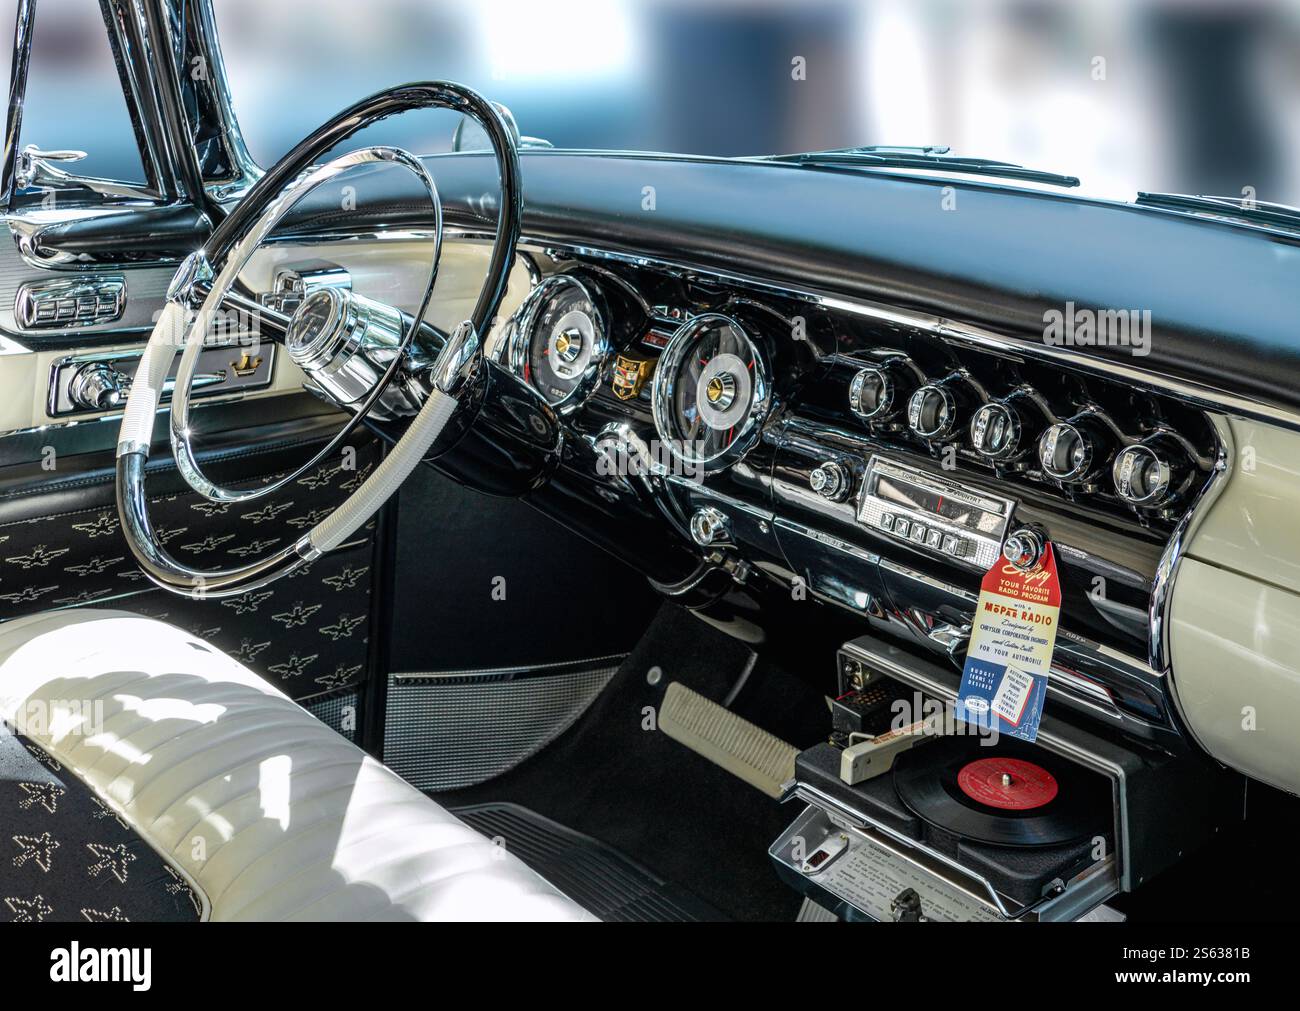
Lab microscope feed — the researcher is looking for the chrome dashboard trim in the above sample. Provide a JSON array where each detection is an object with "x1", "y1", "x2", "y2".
[
  {"x1": 665, "y1": 472, "x2": 775, "y2": 523},
  {"x1": 270, "y1": 229, "x2": 1300, "y2": 433},
  {"x1": 873, "y1": 552, "x2": 1171, "y2": 735},
  {"x1": 1148, "y1": 413, "x2": 1233, "y2": 676},
  {"x1": 458, "y1": 231, "x2": 1300, "y2": 434},
  {"x1": 1150, "y1": 415, "x2": 1234, "y2": 760},
  {"x1": 776, "y1": 516, "x2": 881, "y2": 565}
]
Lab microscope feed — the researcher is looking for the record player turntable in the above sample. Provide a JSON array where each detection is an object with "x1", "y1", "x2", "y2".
[{"x1": 769, "y1": 636, "x2": 1245, "y2": 922}]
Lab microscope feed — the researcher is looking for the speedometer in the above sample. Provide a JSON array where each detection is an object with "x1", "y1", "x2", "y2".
[
  {"x1": 507, "y1": 274, "x2": 609, "y2": 412},
  {"x1": 651, "y1": 313, "x2": 771, "y2": 473}
]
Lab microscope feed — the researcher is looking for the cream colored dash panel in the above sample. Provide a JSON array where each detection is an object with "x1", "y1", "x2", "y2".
[
  {"x1": 1171, "y1": 416, "x2": 1300, "y2": 794},
  {"x1": 0, "y1": 240, "x2": 533, "y2": 435},
  {"x1": 1186, "y1": 418, "x2": 1300, "y2": 596},
  {"x1": 239, "y1": 238, "x2": 534, "y2": 350},
  {"x1": 1170, "y1": 559, "x2": 1300, "y2": 793}
]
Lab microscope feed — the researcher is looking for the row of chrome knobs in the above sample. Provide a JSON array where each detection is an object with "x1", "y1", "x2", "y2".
[{"x1": 848, "y1": 363, "x2": 1188, "y2": 508}]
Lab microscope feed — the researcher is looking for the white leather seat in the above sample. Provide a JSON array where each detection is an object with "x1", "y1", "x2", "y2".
[{"x1": 0, "y1": 610, "x2": 593, "y2": 922}]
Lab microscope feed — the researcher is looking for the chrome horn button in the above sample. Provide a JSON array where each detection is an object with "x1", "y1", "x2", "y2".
[
  {"x1": 285, "y1": 287, "x2": 347, "y2": 369},
  {"x1": 284, "y1": 285, "x2": 423, "y2": 415}
]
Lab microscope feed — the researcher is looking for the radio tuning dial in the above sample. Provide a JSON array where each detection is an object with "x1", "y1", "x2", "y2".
[
  {"x1": 1113, "y1": 435, "x2": 1190, "y2": 508},
  {"x1": 809, "y1": 461, "x2": 851, "y2": 502}
]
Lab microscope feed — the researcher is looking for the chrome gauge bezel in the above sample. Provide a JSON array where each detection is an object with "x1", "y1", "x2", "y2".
[
  {"x1": 506, "y1": 273, "x2": 610, "y2": 414},
  {"x1": 651, "y1": 311, "x2": 772, "y2": 474}
]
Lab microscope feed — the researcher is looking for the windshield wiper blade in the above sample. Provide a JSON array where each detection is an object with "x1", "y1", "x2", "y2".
[
  {"x1": 1135, "y1": 191, "x2": 1300, "y2": 234},
  {"x1": 754, "y1": 145, "x2": 1080, "y2": 188}
]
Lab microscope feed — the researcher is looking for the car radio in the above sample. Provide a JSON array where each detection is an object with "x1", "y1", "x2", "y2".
[{"x1": 856, "y1": 457, "x2": 1015, "y2": 571}]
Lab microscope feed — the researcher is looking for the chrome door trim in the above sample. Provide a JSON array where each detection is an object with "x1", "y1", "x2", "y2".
[{"x1": 1, "y1": 0, "x2": 36, "y2": 207}]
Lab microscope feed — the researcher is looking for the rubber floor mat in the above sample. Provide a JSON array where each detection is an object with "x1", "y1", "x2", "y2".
[{"x1": 452, "y1": 802, "x2": 724, "y2": 921}]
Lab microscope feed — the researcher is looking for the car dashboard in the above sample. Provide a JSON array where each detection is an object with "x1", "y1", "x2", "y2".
[
  {"x1": 40, "y1": 144, "x2": 1291, "y2": 923},
  {"x1": 477, "y1": 240, "x2": 1220, "y2": 751}
]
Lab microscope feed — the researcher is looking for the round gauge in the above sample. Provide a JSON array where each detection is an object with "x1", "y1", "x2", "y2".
[
  {"x1": 652, "y1": 313, "x2": 771, "y2": 472},
  {"x1": 508, "y1": 275, "x2": 609, "y2": 411}
]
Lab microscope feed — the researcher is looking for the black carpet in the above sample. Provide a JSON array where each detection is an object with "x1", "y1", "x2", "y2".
[
  {"x1": 436, "y1": 603, "x2": 831, "y2": 922},
  {"x1": 453, "y1": 803, "x2": 722, "y2": 921}
]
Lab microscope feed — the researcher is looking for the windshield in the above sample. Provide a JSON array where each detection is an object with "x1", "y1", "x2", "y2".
[{"x1": 216, "y1": 0, "x2": 1300, "y2": 206}]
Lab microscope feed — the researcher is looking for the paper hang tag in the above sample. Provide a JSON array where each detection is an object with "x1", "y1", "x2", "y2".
[{"x1": 955, "y1": 542, "x2": 1062, "y2": 743}]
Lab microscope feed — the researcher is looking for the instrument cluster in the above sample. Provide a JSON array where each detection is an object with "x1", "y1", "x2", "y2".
[
  {"x1": 501, "y1": 262, "x2": 1218, "y2": 538},
  {"x1": 650, "y1": 312, "x2": 771, "y2": 474},
  {"x1": 502, "y1": 267, "x2": 784, "y2": 475}
]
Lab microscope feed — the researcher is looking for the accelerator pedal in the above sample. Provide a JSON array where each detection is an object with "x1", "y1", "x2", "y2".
[{"x1": 658, "y1": 681, "x2": 797, "y2": 798}]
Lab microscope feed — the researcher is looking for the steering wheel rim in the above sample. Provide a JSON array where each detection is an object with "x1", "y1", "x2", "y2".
[{"x1": 115, "y1": 81, "x2": 522, "y2": 598}]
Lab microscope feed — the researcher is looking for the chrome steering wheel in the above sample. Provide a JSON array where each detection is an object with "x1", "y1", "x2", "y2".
[{"x1": 115, "y1": 82, "x2": 521, "y2": 598}]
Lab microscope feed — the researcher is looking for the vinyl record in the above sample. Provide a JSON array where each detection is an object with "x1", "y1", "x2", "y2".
[{"x1": 892, "y1": 736, "x2": 1110, "y2": 848}]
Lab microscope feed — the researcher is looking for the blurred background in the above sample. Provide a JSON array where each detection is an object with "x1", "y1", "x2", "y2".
[{"x1": 5, "y1": 0, "x2": 1300, "y2": 205}]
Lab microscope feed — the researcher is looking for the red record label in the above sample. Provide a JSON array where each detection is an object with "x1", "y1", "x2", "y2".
[{"x1": 957, "y1": 757, "x2": 1059, "y2": 810}]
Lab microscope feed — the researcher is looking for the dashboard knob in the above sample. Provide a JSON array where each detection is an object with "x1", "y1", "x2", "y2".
[
  {"x1": 970, "y1": 392, "x2": 1045, "y2": 464},
  {"x1": 689, "y1": 506, "x2": 730, "y2": 546},
  {"x1": 970, "y1": 402, "x2": 1021, "y2": 460},
  {"x1": 849, "y1": 364, "x2": 908, "y2": 421},
  {"x1": 68, "y1": 362, "x2": 128, "y2": 411},
  {"x1": 1038, "y1": 417, "x2": 1111, "y2": 484},
  {"x1": 1002, "y1": 527, "x2": 1046, "y2": 572},
  {"x1": 809, "y1": 461, "x2": 851, "y2": 501},
  {"x1": 907, "y1": 384, "x2": 960, "y2": 440},
  {"x1": 1112, "y1": 436, "x2": 1190, "y2": 508}
]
